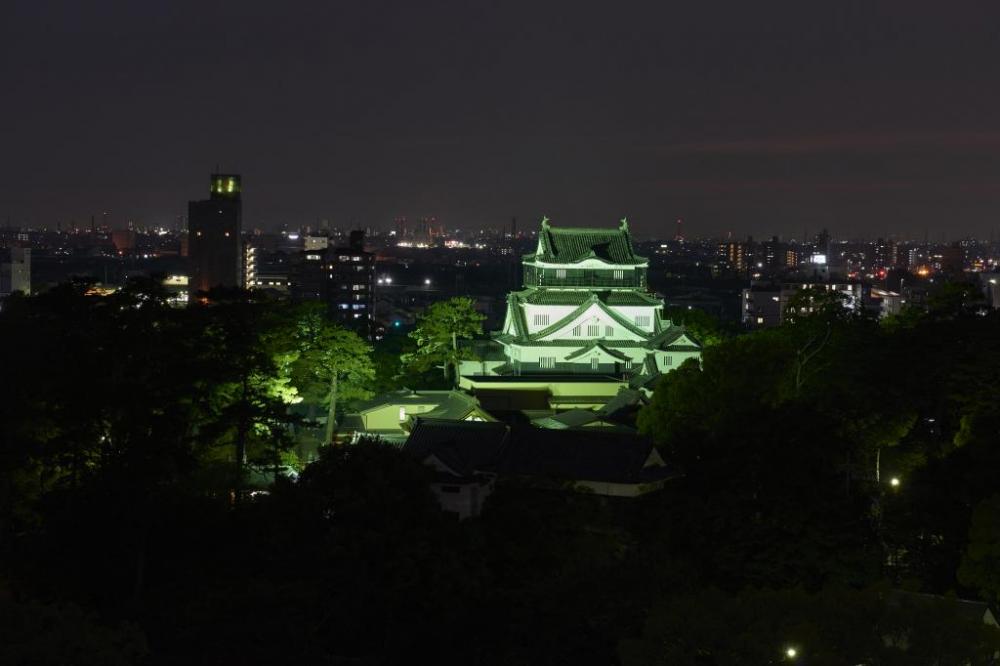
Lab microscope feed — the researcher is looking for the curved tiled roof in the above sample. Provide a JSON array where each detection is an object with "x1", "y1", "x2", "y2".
[
  {"x1": 533, "y1": 219, "x2": 646, "y2": 265},
  {"x1": 515, "y1": 288, "x2": 661, "y2": 307}
]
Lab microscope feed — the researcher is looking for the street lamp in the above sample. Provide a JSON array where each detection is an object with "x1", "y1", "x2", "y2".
[
  {"x1": 785, "y1": 646, "x2": 798, "y2": 660},
  {"x1": 890, "y1": 476, "x2": 900, "y2": 488}
]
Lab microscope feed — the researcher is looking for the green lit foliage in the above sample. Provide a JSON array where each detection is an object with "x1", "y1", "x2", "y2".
[
  {"x1": 637, "y1": 331, "x2": 797, "y2": 453},
  {"x1": 662, "y1": 306, "x2": 728, "y2": 347},
  {"x1": 191, "y1": 291, "x2": 302, "y2": 490},
  {"x1": 401, "y1": 296, "x2": 485, "y2": 383},
  {"x1": 288, "y1": 302, "x2": 375, "y2": 442}
]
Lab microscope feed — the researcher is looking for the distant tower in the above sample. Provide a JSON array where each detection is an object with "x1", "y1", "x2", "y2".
[
  {"x1": 188, "y1": 173, "x2": 243, "y2": 296},
  {"x1": 674, "y1": 218, "x2": 684, "y2": 242}
]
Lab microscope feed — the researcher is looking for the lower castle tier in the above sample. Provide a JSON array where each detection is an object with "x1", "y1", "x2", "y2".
[{"x1": 461, "y1": 218, "x2": 701, "y2": 384}]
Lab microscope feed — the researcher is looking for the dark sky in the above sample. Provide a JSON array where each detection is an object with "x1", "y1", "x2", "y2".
[{"x1": 3, "y1": 1, "x2": 1000, "y2": 239}]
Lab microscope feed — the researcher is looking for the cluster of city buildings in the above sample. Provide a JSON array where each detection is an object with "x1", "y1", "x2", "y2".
[{"x1": 8, "y1": 173, "x2": 1000, "y2": 518}]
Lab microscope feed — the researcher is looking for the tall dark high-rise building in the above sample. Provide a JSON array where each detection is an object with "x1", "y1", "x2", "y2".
[
  {"x1": 0, "y1": 246, "x2": 30, "y2": 299},
  {"x1": 326, "y1": 230, "x2": 377, "y2": 341},
  {"x1": 287, "y1": 230, "x2": 377, "y2": 340},
  {"x1": 188, "y1": 174, "x2": 243, "y2": 295}
]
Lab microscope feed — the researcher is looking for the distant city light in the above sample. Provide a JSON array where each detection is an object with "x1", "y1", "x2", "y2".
[
  {"x1": 785, "y1": 647, "x2": 798, "y2": 659},
  {"x1": 424, "y1": 278, "x2": 431, "y2": 285},
  {"x1": 890, "y1": 477, "x2": 900, "y2": 488}
]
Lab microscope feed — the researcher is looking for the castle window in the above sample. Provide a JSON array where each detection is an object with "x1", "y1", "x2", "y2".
[
  {"x1": 572, "y1": 325, "x2": 581, "y2": 336},
  {"x1": 605, "y1": 326, "x2": 613, "y2": 336},
  {"x1": 533, "y1": 314, "x2": 550, "y2": 326},
  {"x1": 614, "y1": 269, "x2": 625, "y2": 280},
  {"x1": 587, "y1": 324, "x2": 599, "y2": 336},
  {"x1": 556, "y1": 269, "x2": 566, "y2": 278},
  {"x1": 662, "y1": 355, "x2": 673, "y2": 366},
  {"x1": 591, "y1": 357, "x2": 599, "y2": 370},
  {"x1": 540, "y1": 357, "x2": 556, "y2": 369},
  {"x1": 635, "y1": 315, "x2": 651, "y2": 327}
]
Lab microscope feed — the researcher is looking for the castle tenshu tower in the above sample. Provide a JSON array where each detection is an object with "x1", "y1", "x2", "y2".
[{"x1": 472, "y1": 218, "x2": 701, "y2": 380}]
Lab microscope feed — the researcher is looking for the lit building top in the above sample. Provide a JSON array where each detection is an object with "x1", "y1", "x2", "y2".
[
  {"x1": 210, "y1": 174, "x2": 241, "y2": 199},
  {"x1": 523, "y1": 218, "x2": 649, "y2": 289}
]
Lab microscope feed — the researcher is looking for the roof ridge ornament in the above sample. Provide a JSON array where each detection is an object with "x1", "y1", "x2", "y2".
[
  {"x1": 541, "y1": 216, "x2": 550, "y2": 229},
  {"x1": 619, "y1": 217, "x2": 629, "y2": 231}
]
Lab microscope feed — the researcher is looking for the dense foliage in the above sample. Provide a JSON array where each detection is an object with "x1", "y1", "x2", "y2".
[
  {"x1": 400, "y1": 296, "x2": 485, "y2": 383},
  {"x1": 2, "y1": 280, "x2": 999, "y2": 664}
]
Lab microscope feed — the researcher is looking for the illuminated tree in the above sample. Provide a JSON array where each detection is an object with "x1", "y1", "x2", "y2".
[
  {"x1": 401, "y1": 297, "x2": 485, "y2": 384},
  {"x1": 192, "y1": 291, "x2": 302, "y2": 496},
  {"x1": 289, "y1": 303, "x2": 375, "y2": 442}
]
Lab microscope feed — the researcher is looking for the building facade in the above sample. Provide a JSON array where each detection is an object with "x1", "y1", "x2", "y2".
[
  {"x1": 325, "y1": 230, "x2": 377, "y2": 341},
  {"x1": 188, "y1": 174, "x2": 243, "y2": 295},
  {"x1": 0, "y1": 246, "x2": 30, "y2": 299},
  {"x1": 464, "y1": 219, "x2": 700, "y2": 381}
]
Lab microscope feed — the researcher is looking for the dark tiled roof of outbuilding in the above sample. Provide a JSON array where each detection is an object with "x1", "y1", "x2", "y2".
[
  {"x1": 352, "y1": 389, "x2": 480, "y2": 418},
  {"x1": 499, "y1": 426, "x2": 675, "y2": 485},
  {"x1": 402, "y1": 419, "x2": 680, "y2": 487},
  {"x1": 563, "y1": 341, "x2": 632, "y2": 361},
  {"x1": 404, "y1": 419, "x2": 510, "y2": 476}
]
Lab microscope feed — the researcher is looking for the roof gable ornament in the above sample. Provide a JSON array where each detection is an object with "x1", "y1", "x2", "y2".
[{"x1": 619, "y1": 217, "x2": 629, "y2": 232}]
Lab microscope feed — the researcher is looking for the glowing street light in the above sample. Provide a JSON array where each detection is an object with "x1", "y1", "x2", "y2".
[
  {"x1": 424, "y1": 278, "x2": 432, "y2": 285},
  {"x1": 784, "y1": 646, "x2": 798, "y2": 660},
  {"x1": 890, "y1": 477, "x2": 901, "y2": 488}
]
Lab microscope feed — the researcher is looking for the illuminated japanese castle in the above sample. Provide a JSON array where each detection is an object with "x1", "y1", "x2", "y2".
[{"x1": 459, "y1": 218, "x2": 700, "y2": 408}]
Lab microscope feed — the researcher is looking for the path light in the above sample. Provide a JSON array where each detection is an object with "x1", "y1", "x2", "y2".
[{"x1": 785, "y1": 646, "x2": 798, "y2": 659}]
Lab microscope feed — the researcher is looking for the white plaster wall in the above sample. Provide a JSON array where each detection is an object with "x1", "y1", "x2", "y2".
[
  {"x1": 612, "y1": 305, "x2": 661, "y2": 331},
  {"x1": 538, "y1": 303, "x2": 648, "y2": 342},
  {"x1": 522, "y1": 304, "x2": 578, "y2": 333}
]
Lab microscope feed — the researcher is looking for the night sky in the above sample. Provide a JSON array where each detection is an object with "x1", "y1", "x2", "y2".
[{"x1": 4, "y1": 1, "x2": 1000, "y2": 239}]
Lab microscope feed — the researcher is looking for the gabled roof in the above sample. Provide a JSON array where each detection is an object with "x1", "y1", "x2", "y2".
[
  {"x1": 515, "y1": 288, "x2": 662, "y2": 307},
  {"x1": 498, "y1": 426, "x2": 678, "y2": 485},
  {"x1": 402, "y1": 419, "x2": 679, "y2": 487},
  {"x1": 532, "y1": 408, "x2": 606, "y2": 429},
  {"x1": 598, "y1": 388, "x2": 648, "y2": 417},
  {"x1": 526, "y1": 294, "x2": 651, "y2": 341},
  {"x1": 532, "y1": 408, "x2": 636, "y2": 432},
  {"x1": 405, "y1": 419, "x2": 510, "y2": 476},
  {"x1": 352, "y1": 389, "x2": 483, "y2": 420},
  {"x1": 505, "y1": 295, "x2": 530, "y2": 338},
  {"x1": 646, "y1": 326, "x2": 702, "y2": 351},
  {"x1": 532, "y1": 218, "x2": 646, "y2": 266},
  {"x1": 564, "y1": 340, "x2": 632, "y2": 362}
]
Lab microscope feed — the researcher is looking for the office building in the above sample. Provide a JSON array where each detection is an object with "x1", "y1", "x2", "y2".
[
  {"x1": 188, "y1": 174, "x2": 243, "y2": 295},
  {"x1": 0, "y1": 247, "x2": 30, "y2": 299},
  {"x1": 326, "y1": 230, "x2": 377, "y2": 341}
]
